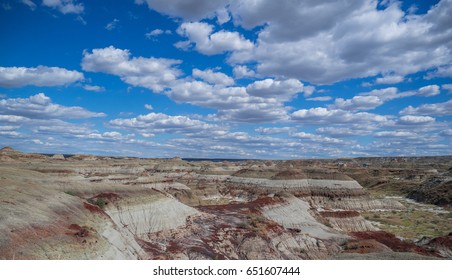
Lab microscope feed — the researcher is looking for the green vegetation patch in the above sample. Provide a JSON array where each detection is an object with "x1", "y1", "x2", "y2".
[
  {"x1": 88, "y1": 197, "x2": 107, "y2": 209},
  {"x1": 362, "y1": 202, "x2": 452, "y2": 241}
]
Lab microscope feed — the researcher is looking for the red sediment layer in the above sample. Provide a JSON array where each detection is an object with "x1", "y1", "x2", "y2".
[
  {"x1": 351, "y1": 231, "x2": 436, "y2": 256},
  {"x1": 35, "y1": 169, "x2": 73, "y2": 174},
  {"x1": 188, "y1": 245, "x2": 223, "y2": 259},
  {"x1": 68, "y1": 224, "x2": 82, "y2": 231},
  {"x1": 343, "y1": 239, "x2": 391, "y2": 254},
  {"x1": 166, "y1": 240, "x2": 182, "y2": 255},
  {"x1": 292, "y1": 189, "x2": 368, "y2": 198},
  {"x1": 83, "y1": 202, "x2": 104, "y2": 214},
  {"x1": 67, "y1": 224, "x2": 89, "y2": 238},
  {"x1": 92, "y1": 192, "x2": 120, "y2": 201},
  {"x1": 196, "y1": 196, "x2": 283, "y2": 215},
  {"x1": 320, "y1": 211, "x2": 360, "y2": 218},
  {"x1": 271, "y1": 170, "x2": 307, "y2": 180},
  {"x1": 1, "y1": 222, "x2": 82, "y2": 259},
  {"x1": 136, "y1": 238, "x2": 167, "y2": 260},
  {"x1": 427, "y1": 233, "x2": 452, "y2": 248}
]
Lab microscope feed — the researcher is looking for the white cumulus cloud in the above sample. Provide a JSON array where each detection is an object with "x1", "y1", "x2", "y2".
[
  {"x1": 0, "y1": 93, "x2": 105, "y2": 119},
  {"x1": 375, "y1": 131, "x2": 418, "y2": 137},
  {"x1": 307, "y1": 96, "x2": 332, "y2": 102},
  {"x1": 400, "y1": 100, "x2": 452, "y2": 116},
  {"x1": 82, "y1": 85, "x2": 105, "y2": 92},
  {"x1": 292, "y1": 131, "x2": 348, "y2": 145},
  {"x1": 192, "y1": 68, "x2": 234, "y2": 86},
  {"x1": 255, "y1": 127, "x2": 291, "y2": 135},
  {"x1": 137, "y1": 0, "x2": 452, "y2": 84},
  {"x1": 81, "y1": 46, "x2": 182, "y2": 93},
  {"x1": 226, "y1": 0, "x2": 452, "y2": 84},
  {"x1": 168, "y1": 79, "x2": 290, "y2": 123},
  {"x1": 316, "y1": 127, "x2": 372, "y2": 137},
  {"x1": 176, "y1": 21, "x2": 253, "y2": 55},
  {"x1": 442, "y1": 84, "x2": 452, "y2": 93},
  {"x1": 233, "y1": 65, "x2": 256, "y2": 78},
  {"x1": 145, "y1": 29, "x2": 172, "y2": 38},
  {"x1": 417, "y1": 85, "x2": 440, "y2": 97},
  {"x1": 135, "y1": 0, "x2": 228, "y2": 21},
  {"x1": 0, "y1": 66, "x2": 84, "y2": 88},
  {"x1": 375, "y1": 75, "x2": 404, "y2": 84},
  {"x1": 291, "y1": 107, "x2": 390, "y2": 125},
  {"x1": 397, "y1": 115, "x2": 436, "y2": 125},
  {"x1": 109, "y1": 112, "x2": 227, "y2": 137},
  {"x1": 246, "y1": 78, "x2": 303, "y2": 101},
  {"x1": 332, "y1": 95, "x2": 384, "y2": 111}
]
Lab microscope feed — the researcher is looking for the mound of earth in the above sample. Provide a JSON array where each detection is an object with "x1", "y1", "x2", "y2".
[
  {"x1": 0, "y1": 146, "x2": 16, "y2": 153},
  {"x1": 231, "y1": 168, "x2": 279, "y2": 179},
  {"x1": 407, "y1": 169, "x2": 452, "y2": 207},
  {"x1": 270, "y1": 170, "x2": 308, "y2": 180},
  {"x1": 233, "y1": 168, "x2": 353, "y2": 181}
]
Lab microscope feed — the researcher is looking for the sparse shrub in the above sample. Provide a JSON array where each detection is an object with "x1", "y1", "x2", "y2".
[
  {"x1": 344, "y1": 242, "x2": 359, "y2": 250},
  {"x1": 88, "y1": 197, "x2": 107, "y2": 209},
  {"x1": 237, "y1": 222, "x2": 251, "y2": 229},
  {"x1": 95, "y1": 198, "x2": 107, "y2": 209},
  {"x1": 324, "y1": 221, "x2": 333, "y2": 228},
  {"x1": 248, "y1": 214, "x2": 266, "y2": 228}
]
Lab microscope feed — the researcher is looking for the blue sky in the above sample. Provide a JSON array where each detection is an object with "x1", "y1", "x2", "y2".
[{"x1": 0, "y1": 0, "x2": 451, "y2": 159}]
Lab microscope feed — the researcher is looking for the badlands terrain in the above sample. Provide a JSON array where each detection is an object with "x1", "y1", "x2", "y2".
[{"x1": 0, "y1": 146, "x2": 451, "y2": 260}]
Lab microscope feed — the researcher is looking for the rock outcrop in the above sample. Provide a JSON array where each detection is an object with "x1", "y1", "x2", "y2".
[{"x1": 408, "y1": 169, "x2": 452, "y2": 207}]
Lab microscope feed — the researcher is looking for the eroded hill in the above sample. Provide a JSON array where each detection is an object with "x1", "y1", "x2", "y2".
[{"x1": 0, "y1": 148, "x2": 450, "y2": 259}]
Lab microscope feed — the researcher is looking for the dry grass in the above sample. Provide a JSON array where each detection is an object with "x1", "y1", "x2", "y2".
[{"x1": 362, "y1": 201, "x2": 452, "y2": 241}]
